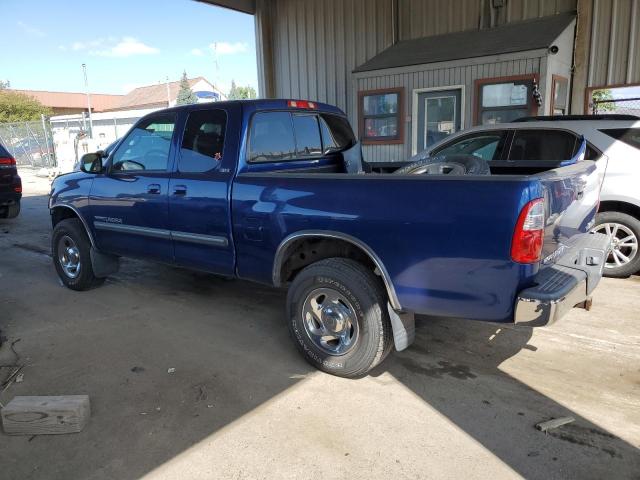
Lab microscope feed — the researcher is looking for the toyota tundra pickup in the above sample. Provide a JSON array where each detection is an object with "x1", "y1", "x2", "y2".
[{"x1": 49, "y1": 99, "x2": 610, "y2": 377}]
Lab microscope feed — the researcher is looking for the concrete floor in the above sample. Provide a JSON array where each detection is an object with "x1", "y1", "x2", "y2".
[{"x1": 0, "y1": 170, "x2": 639, "y2": 480}]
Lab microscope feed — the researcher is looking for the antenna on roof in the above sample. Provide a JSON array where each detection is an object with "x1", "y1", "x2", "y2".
[
  {"x1": 166, "y1": 76, "x2": 170, "y2": 107},
  {"x1": 212, "y1": 42, "x2": 220, "y2": 97}
]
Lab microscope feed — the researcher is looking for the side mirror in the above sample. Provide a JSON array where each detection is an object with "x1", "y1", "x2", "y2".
[{"x1": 80, "y1": 152, "x2": 104, "y2": 173}]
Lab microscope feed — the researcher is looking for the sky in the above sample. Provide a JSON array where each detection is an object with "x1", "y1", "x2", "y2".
[{"x1": 1, "y1": 0, "x2": 258, "y2": 96}]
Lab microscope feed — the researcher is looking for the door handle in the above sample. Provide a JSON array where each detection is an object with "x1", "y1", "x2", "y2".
[
  {"x1": 147, "y1": 183, "x2": 161, "y2": 194},
  {"x1": 173, "y1": 185, "x2": 187, "y2": 195}
]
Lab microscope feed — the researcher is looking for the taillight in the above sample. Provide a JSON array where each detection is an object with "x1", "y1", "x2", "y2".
[
  {"x1": 0, "y1": 156, "x2": 16, "y2": 166},
  {"x1": 511, "y1": 198, "x2": 545, "y2": 263},
  {"x1": 287, "y1": 100, "x2": 317, "y2": 109}
]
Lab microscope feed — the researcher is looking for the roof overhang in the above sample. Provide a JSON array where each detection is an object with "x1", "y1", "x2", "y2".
[
  {"x1": 195, "y1": 0, "x2": 256, "y2": 15},
  {"x1": 354, "y1": 12, "x2": 576, "y2": 73}
]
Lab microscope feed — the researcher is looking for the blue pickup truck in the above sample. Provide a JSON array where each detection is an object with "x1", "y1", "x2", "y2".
[{"x1": 49, "y1": 99, "x2": 610, "y2": 377}]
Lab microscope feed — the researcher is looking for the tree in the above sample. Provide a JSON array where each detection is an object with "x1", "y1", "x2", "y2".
[
  {"x1": 0, "y1": 80, "x2": 10, "y2": 90},
  {"x1": 591, "y1": 88, "x2": 615, "y2": 113},
  {"x1": 0, "y1": 90, "x2": 52, "y2": 123},
  {"x1": 228, "y1": 80, "x2": 257, "y2": 100},
  {"x1": 176, "y1": 71, "x2": 198, "y2": 105}
]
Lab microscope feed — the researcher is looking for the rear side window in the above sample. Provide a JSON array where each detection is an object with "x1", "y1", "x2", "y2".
[
  {"x1": 600, "y1": 128, "x2": 640, "y2": 150},
  {"x1": 0, "y1": 142, "x2": 10, "y2": 158},
  {"x1": 432, "y1": 132, "x2": 506, "y2": 161},
  {"x1": 321, "y1": 114, "x2": 355, "y2": 150},
  {"x1": 508, "y1": 129, "x2": 577, "y2": 161},
  {"x1": 179, "y1": 109, "x2": 226, "y2": 173},
  {"x1": 292, "y1": 114, "x2": 322, "y2": 156},
  {"x1": 248, "y1": 112, "x2": 295, "y2": 162}
]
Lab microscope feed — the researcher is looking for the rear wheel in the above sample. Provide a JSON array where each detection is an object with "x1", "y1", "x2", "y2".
[
  {"x1": 287, "y1": 258, "x2": 393, "y2": 378},
  {"x1": 592, "y1": 211, "x2": 640, "y2": 278},
  {"x1": 52, "y1": 218, "x2": 105, "y2": 290}
]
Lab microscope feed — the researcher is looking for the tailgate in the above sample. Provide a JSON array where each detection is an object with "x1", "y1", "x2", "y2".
[{"x1": 536, "y1": 159, "x2": 605, "y2": 268}]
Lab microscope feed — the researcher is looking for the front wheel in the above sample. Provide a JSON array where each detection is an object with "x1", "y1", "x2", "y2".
[
  {"x1": 52, "y1": 218, "x2": 105, "y2": 290},
  {"x1": 591, "y1": 211, "x2": 640, "y2": 278},
  {"x1": 287, "y1": 258, "x2": 393, "y2": 378}
]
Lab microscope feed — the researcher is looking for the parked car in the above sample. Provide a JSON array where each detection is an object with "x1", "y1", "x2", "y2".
[
  {"x1": 420, "y1": 115, "x2": 640, "y2": 278},
  {"x1": 49, "y1": 100, "x2": 609, "y2": 377},
  {"x1": 0, "y1": 141, "x2": 22, "y2": 219},
  {"x1": 12, "y1": 137, "x2": 53, "y2": 167}
]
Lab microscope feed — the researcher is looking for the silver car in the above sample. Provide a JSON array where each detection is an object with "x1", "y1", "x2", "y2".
[{"x1": 424, "y1": 115, "x2": 640, "y2": 278}]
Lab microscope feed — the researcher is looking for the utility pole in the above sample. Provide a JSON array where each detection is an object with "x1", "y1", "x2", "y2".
[
  {"x1": 82, "y1": 63, "x2": 94, "y2": 138},
  {"x1": 166, "y1": 76, "x2": 171, "y2": 107}
]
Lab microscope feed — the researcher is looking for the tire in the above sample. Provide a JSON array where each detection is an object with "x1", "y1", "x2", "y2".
[
  {"x1": 0, "y1": 201, "x2": 20, "y2": 219},
  {"x1": 591, "y1": 211, "x2": 640, "y2": 278},
  {"x1": 287, "y1": 258, "x2": 393, "y2": 378},
  {"x1": 394, "y1": 154, "x2": 490, "y2": 175},
  {"x1": 52, "y1": 218, "x2": 105, "y2": 290}
]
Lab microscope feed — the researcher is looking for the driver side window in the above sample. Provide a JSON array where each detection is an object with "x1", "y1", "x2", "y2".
[{"x1": 111, "y1": 114, "x2": 176, "y2": 172}]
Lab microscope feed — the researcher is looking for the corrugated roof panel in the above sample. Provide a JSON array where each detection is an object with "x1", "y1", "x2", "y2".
[{"x1": 354, "y1": 13, "x2": 575, "y2": 73}]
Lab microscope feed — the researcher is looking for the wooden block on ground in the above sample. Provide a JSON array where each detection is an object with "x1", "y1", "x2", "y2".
[{"x1": 1, "y1": 395, "x2": 90, "y2": 435}]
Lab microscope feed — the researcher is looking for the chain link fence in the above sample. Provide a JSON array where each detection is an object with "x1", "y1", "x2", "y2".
[
  {"x1": 592, "y1": 97, "x2": 640, "y2": 116},
  {"x1": 0, "y1": 119, "x2": 56, "y2": 168}
]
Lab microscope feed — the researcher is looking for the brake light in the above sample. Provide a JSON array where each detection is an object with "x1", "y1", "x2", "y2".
[
  {"x1": 0, "y1": 157, "x2": 16, "y2": 166},
  {"x1": 511, "y1": 198, "x2": 545, "y2": 263},
  {"x1": 14, "y1": 186, "x2": 22, "y2": 193},
  {"x1": 287, "y1": 100, "x2": 317, "y2": 109}
]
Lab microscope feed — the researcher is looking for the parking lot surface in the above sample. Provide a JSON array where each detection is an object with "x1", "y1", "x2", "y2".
[{"x1": 1, "y1": 170, "x2": 639, "y2": 480}]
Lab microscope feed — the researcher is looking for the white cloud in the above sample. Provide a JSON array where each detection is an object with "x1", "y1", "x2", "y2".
[
  {"x1": 93, "y1": 37, "x2": 159, "y2": 57},
  {"x1": 190, "y1": 48, "x2": 204, "y2": 56},
  {"x1": 67, "y1": 37, "x2": 158, "y2": 57},
  {"x1": 209, "y1": 42, "x2": 248, "y2": 55},
  {"x1": 17, "y1": 21, "x2": 45, "y2": 37}
]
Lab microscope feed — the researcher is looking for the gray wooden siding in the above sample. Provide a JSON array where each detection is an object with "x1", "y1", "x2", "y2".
[
  {"x1": 355, "y1": 55, "x2": 543, "y2": 163},
  {"x1": 255, "y1": 0, "x2": 638, "y2": 146},
  {"x1": 587, "y1": 0, "x2": 640, "y2": 87},
  {"x1": 397, "y1": 0, "x2": 577, "y2": 39},
  {"x1": 269, "y1": 0, "x2": 393, "y2": 111}
]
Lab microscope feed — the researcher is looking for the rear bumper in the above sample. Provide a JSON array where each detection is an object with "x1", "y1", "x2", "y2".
[
  {"x1": 514, "y1": 232, "x2": 611, "y2": 326},
  {"x1": 0, "y1": 191, "x2": 21, "y2": 206}
]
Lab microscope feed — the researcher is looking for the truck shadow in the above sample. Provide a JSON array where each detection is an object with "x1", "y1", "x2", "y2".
[{"x1": 373, "y1": 315, "x2": 640, "y2": 478}]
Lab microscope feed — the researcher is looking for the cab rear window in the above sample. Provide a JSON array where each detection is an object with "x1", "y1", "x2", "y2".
[
  {"x1": 600, "y1": 128, "x2": 640, "y2": 150},
  {"x1": 248, "y1": 111, "x2": 355, "y2": 162}
]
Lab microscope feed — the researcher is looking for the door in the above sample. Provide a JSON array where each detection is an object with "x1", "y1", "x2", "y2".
[
  {"x1": 89, "y1": 113, "x2": 176, "y2": 260},
  {"x1": 169, "y1": 108, "x2": 236, "y2": 274},
  {"x1": 416, "y1": 89, "x2": 462, "y2": 153}
]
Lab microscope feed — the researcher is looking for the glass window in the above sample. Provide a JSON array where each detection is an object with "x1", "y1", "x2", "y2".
[
  {"x1": 179, "y1": 110, "x2": 226, "y2": 173},
  {"x1": 552, "y1": 76, "x2": 569, "y2": 115},
  {"x1": 600, "y1": 128, "x2": 640, "y2": 150},
  {"x1": 482, "y1": 83, "x2": 528, "y2": 107},
  {"x1": 111, "y1": 115, "x2": 175, "y2": 172},
  {"x1": 292, "y1": 114, "x2": 322, "y2": 156},
  {"x1": 248, "y1": 112, "x2": 295, "y2": 162},
  {"x1": 433, "y1": 132, "x2": 505, "y2": 161},
  {"x1": 477, "y1": 78, "x2": 534, "y2": 125},
  {"x1": 584, "y1": 144, "x2": 601, "y2": 160},
  {"x1": 508, "y1": 130, "x2": 577, "y2": 161},
  {"x1": 359, "y1": 89, "x2": 403, "y2": 142},
  {"x1": 321, "y1": 114, "x2": 356, "y2": 150}
]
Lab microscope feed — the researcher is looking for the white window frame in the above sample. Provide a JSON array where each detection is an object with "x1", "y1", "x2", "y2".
[{"x1": 411, "y1": 85, "x2": 465, "y2": 155}]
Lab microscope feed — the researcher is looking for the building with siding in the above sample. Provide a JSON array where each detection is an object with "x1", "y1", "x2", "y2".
[{"x1": 202, "y1": 0, "x2": 640, "y2": 162}]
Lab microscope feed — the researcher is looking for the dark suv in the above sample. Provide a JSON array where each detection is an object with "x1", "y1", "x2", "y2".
[{"x1": 0, "y1": 141, "x2": 22, "y2": 219}]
